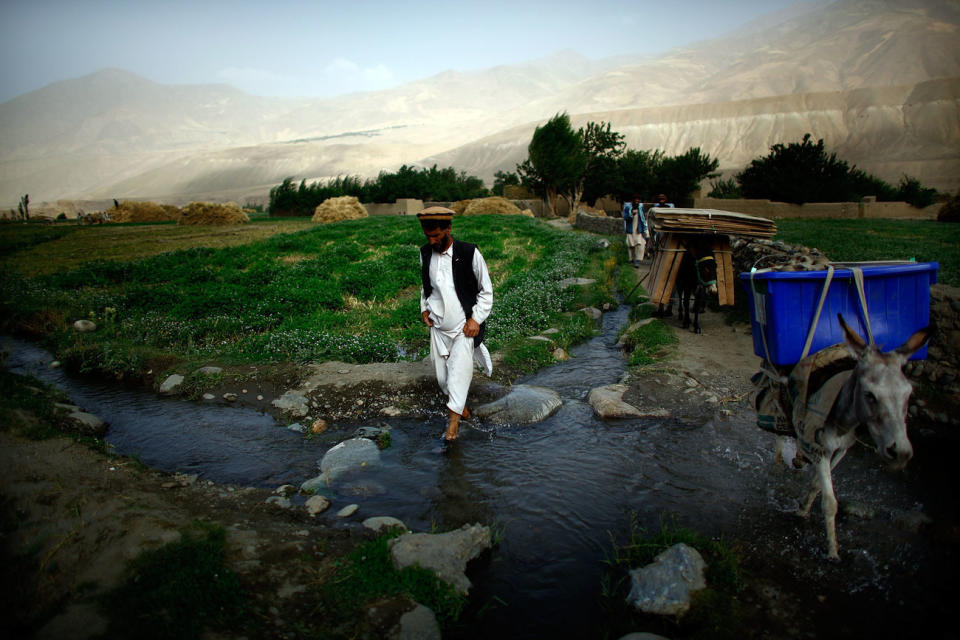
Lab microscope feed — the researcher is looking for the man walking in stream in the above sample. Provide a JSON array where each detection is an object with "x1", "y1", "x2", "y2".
[{"x1": 418, "y1": 207, "x2": 494, "y2": 441}]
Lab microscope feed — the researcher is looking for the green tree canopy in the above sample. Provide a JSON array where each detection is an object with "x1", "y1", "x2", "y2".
[
  {"x1": 268, "y1": 165, "x2": 489, "y2": 216},
  {"x1": 737, "y1": 134, "x2": 854, "y2": 204},
  {"x1": 517, "y1": 113, "x2": 625, "y2": 218},
  {"x1": 517, "y1": 112, "x2": 584, "y2": 216},
  {"x1": 736, "y1": 134, "x2": 937, "y2": 207},
  {"x1": 616, "y1": 149, "x2": 663, "y2": 202},
  {"x1": 655, "y1": 147, "x2": 719, "y2": 204}
]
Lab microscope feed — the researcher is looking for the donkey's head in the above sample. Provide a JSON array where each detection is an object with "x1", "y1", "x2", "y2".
[
  {"x1": 696, "y1": 254, "x2": 718, "y2": 296},
  {"x1": 838, "y1": 314, "x2": 930, "y2": 469}
]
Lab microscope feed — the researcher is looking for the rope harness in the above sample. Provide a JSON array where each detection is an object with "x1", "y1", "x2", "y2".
[
  {"x1": 696, "y1": 255, "x2": 717, "y2": 288},
  {"x1": 750, "y1": 263, "x2": 874, "y2": 460}
]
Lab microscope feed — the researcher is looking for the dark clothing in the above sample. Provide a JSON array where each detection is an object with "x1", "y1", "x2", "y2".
[{"x1": 420, "y1": 240, "x2": 486, "y2": 346}]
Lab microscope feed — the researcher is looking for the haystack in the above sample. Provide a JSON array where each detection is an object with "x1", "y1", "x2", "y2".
[
  {"x1": 312, "y1": 196, "x2": 368, "y2": 223},
  {"x1": 450, "y1": 200, "x2": 472, "y2": 215},
  {"x1": 577, "y1": 204, "x2": 607, "y2": 217},
  {"x1": 111, "y1": 200, "x2": 180, "y2": 223},
  {"x1": 178, "y1": 202, "x2": 250, "y2": 226},
  {"x1": 463, "y1": 197, "x2": 532, "y2": 216}
]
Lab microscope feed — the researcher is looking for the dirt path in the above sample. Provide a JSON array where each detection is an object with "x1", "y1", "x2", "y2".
[{"x1": 621, "y1": 261, "x2": 759, "y2": 420}]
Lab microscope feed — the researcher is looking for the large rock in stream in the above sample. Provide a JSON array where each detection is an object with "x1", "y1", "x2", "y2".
[
  {"x1": 473, "y1": 384, "x2": 561, "y2": 424},
  {"x1": 588, "y1": 384, "x2": 643, "y2": 418},
  {"x1": 317, "y1": 437, "x2": 381, "y2": 484},
  {"x1": 388, "y1": 524, "x2": 492, "y2": 595}
]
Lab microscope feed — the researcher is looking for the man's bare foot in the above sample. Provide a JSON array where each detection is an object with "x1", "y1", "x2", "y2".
[
  {"x1": 444, "y1": 410, "x2": 461, "y2": 441},
  {"x1": 461, "y1": 406, "x2": 471, "y2": 420}
]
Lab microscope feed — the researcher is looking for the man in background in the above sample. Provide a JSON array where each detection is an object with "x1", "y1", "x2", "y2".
[{"x1": 622, "y1": 195, "x2": 648, "y2": 267}]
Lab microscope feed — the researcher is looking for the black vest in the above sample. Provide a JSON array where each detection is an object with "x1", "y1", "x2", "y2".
[{"x1": 420, "y1": 239, "x2": 486, "y2": 346}]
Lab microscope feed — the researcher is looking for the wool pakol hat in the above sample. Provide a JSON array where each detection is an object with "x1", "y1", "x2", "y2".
[{"x1": 416, "y1": 206, "x2": 455, "y2": 222}]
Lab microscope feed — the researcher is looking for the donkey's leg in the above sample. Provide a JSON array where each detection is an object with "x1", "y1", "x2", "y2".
[
  {"x1": 693, "y1": 287, "x2": 704, "y2": 334},
  {"x1": 815, "y1": 456, "x2": 841, "y2": 561},
  {"x1": 681, "y1": 289, "x2": 691, "y2": 329},
  {"x1": 797, "y1": 473, "x2": 821, "y2": 517}
]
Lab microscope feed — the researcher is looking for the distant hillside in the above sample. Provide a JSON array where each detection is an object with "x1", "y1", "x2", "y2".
[
  {"x1": 428, "y1": 78, "x2": 960, "y2": 193},
  {"x1": 1, "y1": 0, "x2": 958, "y2": 208}
]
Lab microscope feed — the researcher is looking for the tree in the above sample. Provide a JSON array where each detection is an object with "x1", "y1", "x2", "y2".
[
  {"x1": 737, "y1": 134, "x2": 857, "y2": 204},
  {"x1": 655, "y1": 147, "x2": 719, "y2": 205},
  {"x1": 517, "y1": 114, "x2": 625, "y2": 218},
  {"x1": 17, "y1": 194, "x2": 29, "y2": 221},
  {"x1": 737, "y1": 134, "x2": 937, "y2": 207},
  {"x1": 517, "y1": 113, "x2": 584, "y2": 216},
  {"x1": 569, "y1": 121, "x2": 625, "y2": 216},
  {"x1": 492, "y1": 170, "x2": 520, "y2": 197},
  {"x1": 617, "y1": 149, "x2": 663, "y2": 201},
  {"x1": 707, "y1": 177, "x2": 742, "y2": 199},
  {"x1": 895, "y1": 175, "x2": 937, "y2": 209}
]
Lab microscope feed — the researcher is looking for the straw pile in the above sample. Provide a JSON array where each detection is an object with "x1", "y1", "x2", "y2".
[
  {"x1": 577, "y1": 204, "x2": 607, "y2": 217},
  {"x1": 450, "y1": 200, "x2": 472, "y2": 215},
  {"x1": 650, "y1": 208, "x2": 776, "y2": 238},
  {"x1": 178, "y1": 202, "x2": 250, "y2": 226},
  {"x1": 111, "y1": 201, "x2": 181, "y2": 223},
  {"x1": 463, "y1": 197, "x2": 533, "y2": 217},
  {"x1": 312, "y1": 196, "x2": 368, "y2": 223}
]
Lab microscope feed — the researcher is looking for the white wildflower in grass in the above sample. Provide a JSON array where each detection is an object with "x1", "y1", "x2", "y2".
[{"x1": 0, "y1": 215, "x2": 612, "y2": 371}]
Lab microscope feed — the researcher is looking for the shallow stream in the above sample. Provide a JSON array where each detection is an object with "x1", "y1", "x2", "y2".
[{"x1": 2, "y1": 306, "x2": 954, "y2": 638}]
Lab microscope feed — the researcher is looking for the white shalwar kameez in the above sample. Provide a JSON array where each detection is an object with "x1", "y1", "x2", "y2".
[{"x1": 420, "y1": 244, "x2": 493, "y2": 415}]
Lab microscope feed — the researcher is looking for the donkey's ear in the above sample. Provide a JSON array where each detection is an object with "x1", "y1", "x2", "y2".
[
  {"x1": 838, "y1": 313, "x2": 867, "y2": 357},
  {"x1": 895, "y1": 326, "x2": 930, "y2": 360}
]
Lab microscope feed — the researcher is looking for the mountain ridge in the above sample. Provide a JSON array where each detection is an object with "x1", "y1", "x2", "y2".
[{"x1": 2, "y1": 0, "x2": 958, "y2": 207}]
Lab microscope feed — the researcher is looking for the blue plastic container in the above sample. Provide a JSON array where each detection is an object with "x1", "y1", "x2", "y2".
[{"x1": 740, "y1": 261, "x2": 938, "y2": 366}]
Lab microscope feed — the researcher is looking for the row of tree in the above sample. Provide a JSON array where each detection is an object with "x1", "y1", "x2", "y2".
[
  {"x1": 707, "y1": 134, "x2": 937, "y2": 208},
  {"x1": 512, "y1": 113, "x2": 720, "y2": 217},
  {"x1": 270, "y1": 119, "x2": 938, "y2": 217},
  {"x1": 269, "y1": 165, "x2": 488, "y2": 216}
]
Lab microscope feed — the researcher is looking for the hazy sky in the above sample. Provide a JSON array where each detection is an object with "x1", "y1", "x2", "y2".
[{"x1": 1, "y1": 0, "x2": 802, "y2": 103}]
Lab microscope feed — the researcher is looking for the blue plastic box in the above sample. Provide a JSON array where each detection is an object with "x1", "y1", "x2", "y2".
[{"x1": 740, "y1": 262, "x2": 938, "y2": 366}]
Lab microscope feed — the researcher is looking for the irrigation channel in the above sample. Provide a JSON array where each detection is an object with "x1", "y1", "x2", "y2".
[{"x1": 2, "y1": 304, "x2": 956, "y2": 639}]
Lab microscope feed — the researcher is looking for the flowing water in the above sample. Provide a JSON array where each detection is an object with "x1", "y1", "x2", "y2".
[{"x1": 2, "y1": 307, "x2": 955, "y2": 638}]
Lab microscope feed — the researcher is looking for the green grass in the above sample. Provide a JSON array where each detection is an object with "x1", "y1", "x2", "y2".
[
  {"x1": 97, "y1": 522, "x2": 247, "y2": 640},
  {"x1": 0, "y1": 215, "x2": 613, "y2": 379},
  {"x1": 601, "y1": 517, "x2": 745, "y2": 640},
  {"x1": 316, "y1": 529, "x2": 466, "y2": 634},
  {"x1": 774, "y1": 218, "x2": 959, "y2": 286},
  {"x1": 0, "y1": 365, "x2": 109, "y2": 452},
  {"x1": 619, "y1": 304, "x2": 678, "y2": 366}
]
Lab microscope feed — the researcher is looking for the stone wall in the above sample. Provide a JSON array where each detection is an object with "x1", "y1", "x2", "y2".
[
  {"x1": 575, "y1": 211, "x2": 622, "y2": 235},
  {"x1": 694, "y1": 196, "x2": 939, "y2": 220},
  {"x1": 364, "y1": 198, "x2": 423, "y2": 216}
]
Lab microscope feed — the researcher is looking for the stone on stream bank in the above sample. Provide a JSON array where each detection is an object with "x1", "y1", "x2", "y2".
[
  {"x1": 270, "y1": 359, "x2": 443, "y2": 421},
  {"x1": 388, "y1": 523, "x2": 492, "y2": 595},
  {"x1": 588, "y1": 384, "x2": 643, "y2": 418},
  {"x1": 626, "y1": 543, "x2": 707, "y2": 616},
  {"x1": 158, "y1": 373, "x2": 184, "y2": 396}
]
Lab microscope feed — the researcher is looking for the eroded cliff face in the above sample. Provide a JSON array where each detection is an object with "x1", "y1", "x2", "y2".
[{"x1": 429, "y1": 77, "x2": 960, "y2": 194}]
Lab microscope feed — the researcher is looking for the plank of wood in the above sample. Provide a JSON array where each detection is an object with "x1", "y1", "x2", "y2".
[{"x1": 650, "y1": 235, "x2": 684, "y2": 304}]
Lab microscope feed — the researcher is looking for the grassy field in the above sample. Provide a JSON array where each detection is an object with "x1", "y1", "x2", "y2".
[
  {"x1": 774, "y1": 218, "x2": 959, "y2": 287},
  {"x1": 2, "y1": 216, "x2": 954, "y2": 382},
  {"x1": 0, "y1": 216, "x2": 619, "y2": 380}
]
